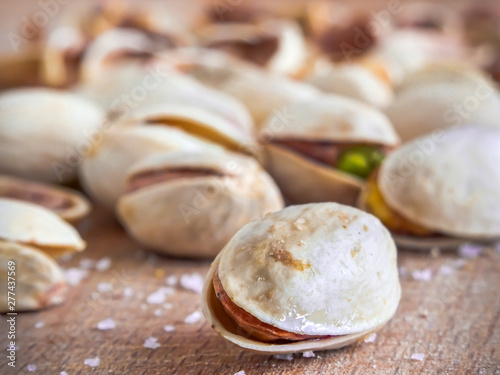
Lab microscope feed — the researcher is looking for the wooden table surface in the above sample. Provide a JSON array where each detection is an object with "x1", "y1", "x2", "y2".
[{"x1": 1, "y1": 205, "x2": 499, "y2": 375}]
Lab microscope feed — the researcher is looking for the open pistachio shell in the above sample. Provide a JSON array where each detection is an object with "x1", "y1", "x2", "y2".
[
  {"x1": 385, "y1": 71, "x2": 500, "y2": 142},
  {"x1": 198, "y1": 19, "x2": 307, "y2": 76},
  {"x1": 117, "y1": 150, "x2": 284, "y2": 258},
  {"x1": 202, "y1": 203, "x2": 401, "y2": 353},
  {"x1": 0, "y1": 175, "x2": 90, "y2": 224},
  {"x1": 306, "y1": 63, "x2": 393, "y2": 108},
  {"x1": 80, "y1": 124, "x2": 222, "y2": 209},
  {"x1": 260, "y1": 95, "x2": 399, "y2": 205},
  {"x1": 0, "y1": 198, "x2": 86, "y2": 258},
  {"x1": 0, "y1": 240, "x2": 66, "y2": 312},
  {"x1": 377, "y1": 125, "x2": 500, "y2": 246},
  {"x1": 161, "y1": 48, "x2": 320, "y2": 128},
  {"x1": 0, "y1": 88, "x2": 105, "y2": 184}
]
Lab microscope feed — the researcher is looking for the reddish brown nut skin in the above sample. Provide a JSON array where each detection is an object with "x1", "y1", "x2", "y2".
[{"x1": 213, "y1": 271, "x2": 332, "y2": 343}]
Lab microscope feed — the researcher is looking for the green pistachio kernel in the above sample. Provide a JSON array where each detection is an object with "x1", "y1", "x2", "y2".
[{"x1": 337, "y1": 146, "x2": 384, "y2": 179}]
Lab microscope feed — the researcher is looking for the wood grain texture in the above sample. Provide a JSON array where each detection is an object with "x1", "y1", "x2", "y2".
[{"x1": 0, "y1": 206, "x2": 499, "y2": 375}]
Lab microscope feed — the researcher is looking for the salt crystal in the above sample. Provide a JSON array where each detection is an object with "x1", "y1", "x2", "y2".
[
  {"x1": 163, "y1": 325, "x2": 175, "y2": 332},
  {"x1": 123, "y1": 287, "x2": 133, "y2": 298},
  {"x1": 97, "y1": 318, "x2": 116, "y2": 330},
  {"x1": 95, "y1": 257, "x2": 111, "y2": 271},
  {"x1": 302, "y1": 351, "x2": 315, "y2": 358},
  {"x1": 412, "y1": 269, "x2": 432, "y2": 282},
  {"x1": 154, "y1": 309, "x2": 162, "y2": 316},
  {"x1": 458, "y1": 243, "x2": 483, "y2": 258},
  {"x1": 439, "y1": 265, "x2": 454, "y2": 276},
  {"x1": 180, "y1": 273, "x2": 204, "y2": 293},
  {"x1": 60, "y1": 372, "x2": 68, "y2": 375},
  {"x1": 27, "y1": 364, "x2": 36, "y2": 372},
  {"x1": 79, "y1": 258, "x2": 95, "y2": 270},
  {"x1": 166, "y1": 275, "x2": 178, "y2": 286},
  {"x1": 234, "y1": 371, "x2": 246, "y2": 375},
  {"x1": 364, "y1": 333, "x2": 377, "y2": 343},
  {"x1": 147, "y1": 289, "x2": 166, "y2": 304},
  {"x1": 34, "y1": 321, "x2": 44, "y2": 329},
  {"x1": 84, "y1": 357, "x2": 100, "y2": 367},
  {"x1": 63, "y1": 268, "x2": 88, "y2": 286},
  {"x1": 159, "y1": 287, "x2": 175, "y2": 295},
  {"x1": 274, "y1": 354, "x2": 294, "y2": 361},
  {"x1": 144, "y1": 336, "x2": 161, "y2": 349},
  {"x1": 163, "y1": 303, "x2": 173, "y2": 310},
  {"x1": 411, "y1": 352, "x2": 425, "y2": 361},
  {"x1": 184, "y1": 311, "x2": 203, "y2": 324},
  {"x1": 96, "y1": 282, "x2": 113, "y2": 293}
]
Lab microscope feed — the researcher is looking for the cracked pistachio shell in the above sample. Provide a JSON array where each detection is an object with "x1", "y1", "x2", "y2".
[
  {"x1": 79, "y1": 124, "x2": 223, "y2": 209},
  {"x1": 378, "y1": 125, "x2": 500, "y2": 243},
  {"x1": 0, "y1": 88, "x2": 105, "y2": 183},
  {"x1": 117, "y1": 150, "x2": 284, "y2": 258},
  {"x1": 0, "y1": 240, "x2": 66, "y2": 312},
  {"x1": 202, "y1": 202, "x2": 401, "y2": 353},
  {"x1": 0, "y1": 175, "x2": 91, "y2": 224},
  {"x1": 260, "y1": 95, "x2": 399, "y2": 205},
  {"x1": 0, "y1": 198, "x2": 86, "y2": 258}
]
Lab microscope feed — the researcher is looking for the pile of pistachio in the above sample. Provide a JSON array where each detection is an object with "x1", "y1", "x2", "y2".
[{"x1": 1, "y1": 0, "x2": 500, "y2": 353}]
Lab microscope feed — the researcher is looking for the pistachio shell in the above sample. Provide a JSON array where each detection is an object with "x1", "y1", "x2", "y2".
[
  {"x1": 0, "y1": 88, "x2": 105, "y2": 183},
  {"x1": 306, "y1": 63, "x2": 393, "y2": 108},
  {"x1": 378, "y1": 125, "x2": 500, "y2": 240},
  {"x1": 198, "y1": 19, "x2": 307, "y2": 76},
  {"x1": 259, "y1": 95, "x2": 398, "y2": 204},
  {"x1": 0, "y1": 198, "x2": 86, "y2": 257},
  {"x1": 0, "y1": 175, "x2": 91, "y2": 224},
  {"x1": 80, "y1": 124, "x2": 222, "y2": 209},
  {"x1": 161, "y1": 48, "x2": 320, "y2": 128},
  {"x1": 202, "y1": 203, "x2": 401, "y2": 353},
  {"x1": 0, "y1": 240, "x2": 66, "y2": 312},
  {"x1": 117, "y1": 150, "x2": 284, "y2": 258}
]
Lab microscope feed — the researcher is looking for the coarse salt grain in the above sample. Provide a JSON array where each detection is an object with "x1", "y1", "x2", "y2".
[
  {"x1": 95, "y1": 257, "x2": 111, "y2": 271},
  {"x1": 123, "y1": 287, "x2": 133, "y2": 298},
  {"x1": 60, "y1": 372, "x2": 68, "y2": 375},
  {"x1": 34, "y1": 321, "x2": 44, "y2": 329},
  {"x1": 97, "y1": 318, "x2": 116, "y2": 330},
  {"x1": 439, "y1": 265, "x2": 454, "y2": 276},
  {"x1": 27, "y1": 364, "x2": 36, "y2": 372},
  {"x1": 234, "y1": 371, "x2": 246, "y2": 375},
  {"x1": 84, "y1": 357, "x2": 100, "y2": 367},
  {"x1": 147, "y1": 288, "x2": 173, "y2": 304},
  {"x1": 180, "y1": 273, "x2": 204, "y2": 293},
  {"x1": 303, "y1": 351, "x2": 316, "y2": 358},
  {"x1": 164, "y1": 325, "x2": 175, "y2": 332},
  {"x1": 96, "y1": 282, "x2": 113, "y2": 293},
  {"x1": 412, "y1": 269, "x2": 432, "y2": 282},
  {"x1": 184, "y1": 311, "x2": 203, "y2": 324},
  {"x1": 274, "y1": 354, "x2": 294, "y2": 361},
  {"x1": 154, "y1": 309, "x2": 162, "y2": 317},
  {"x1": 166, "y1": 275, "x2": 178, "y2": 286},
  {"x1": 63, "y1": 268, "x2": 88, "y2": 286},
  {"x1": 163, "y1": 303, "x2": 173, "y2": 310},
  {"x1": 458, "y1": 243, "x2": 483, "y2": 258},
  {"x1": 144, "y1": 336, "x2": 161, "y2": 349},
  {"x1": 411, "y1": 353, "x2": 425, "y2": 361},
  {"x1": 364, "y1": 333, "x2": 377, "y2": 343}
]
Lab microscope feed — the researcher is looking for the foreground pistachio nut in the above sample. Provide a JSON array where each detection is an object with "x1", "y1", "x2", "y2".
[
  {"x1": 0, "y1": 198, "x2": 86, "y2": 258},
  {"x1": 197, "y1": 19, "x2": 307, "y2": 76},
  {"x1": 0, "y1": 88, "x2": 105, "y2": 183},
  {"x1": 80, "y1": 124, "x2": 222, "y2": 209},
  {"x1": 260, "y1": 95, "x2": 399, "y2": 205},
  {"x1": 117, "y1": 150, "x2": 284, "y2": 258},
  {"x1": 202, "y1": 202, "x2": 401, "y2": 353},
  {"x1": 0, "y1": 175, "x2": 90, "y2": 223},
  {"x1": 385, "y1": 66, "x2": 500, "y2": 142},
  {"x1": 0, "y1": 240, "x2": 66, "y2": 312},
  {"x1": 359, "y1": 125, "x2": 500, "y2": 250}
]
